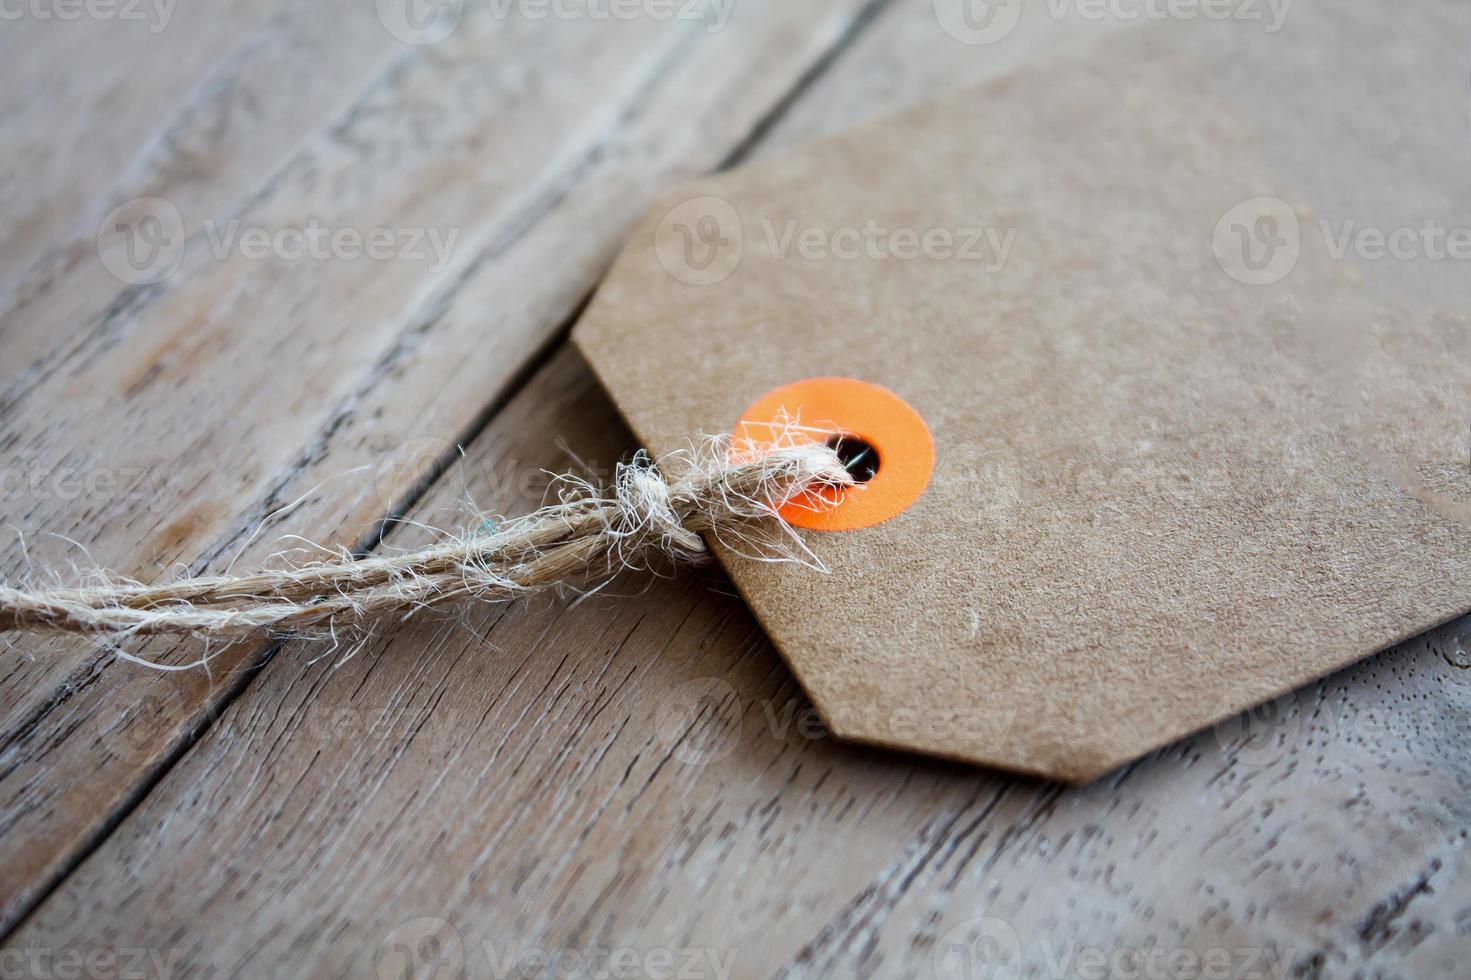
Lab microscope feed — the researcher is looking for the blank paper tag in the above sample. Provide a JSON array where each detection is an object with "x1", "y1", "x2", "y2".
[{"x1": 575, "y1": 37, "x2": 1471, "y2": 781}]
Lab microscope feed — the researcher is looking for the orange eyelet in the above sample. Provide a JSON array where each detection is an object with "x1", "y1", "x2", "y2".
[{"x1": 734, "y1": 377, "x2": 934, "y2": 531}]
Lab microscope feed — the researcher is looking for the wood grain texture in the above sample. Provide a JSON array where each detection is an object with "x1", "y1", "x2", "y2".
[
  {"x1": 11, "y1": 345, "x2": 1468, "y2": 978},
  {"x1": 0, "y1": 0, "x2": 879, "y2": 932},
  {"x1": 2, "y1": 0, "x2": 1468, "y2": 976}
]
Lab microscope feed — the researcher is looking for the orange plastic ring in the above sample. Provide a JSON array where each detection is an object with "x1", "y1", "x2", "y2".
[{"x1": 734, "y1": 377, "x2": 934, "y2": 531}]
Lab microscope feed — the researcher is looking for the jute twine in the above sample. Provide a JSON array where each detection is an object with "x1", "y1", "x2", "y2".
[{"x1": 0, "y1": 437, "x2": 852, "y2": 645}]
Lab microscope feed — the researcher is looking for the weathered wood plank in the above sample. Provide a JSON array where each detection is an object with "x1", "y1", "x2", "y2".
[
  {"x1": 0, "y1": 0, "x2": 264, "y2": 287},
  {"x1": 12, "y1": 343, "x2": 1467, "y2": 978},
  {"x1": 0, "y1": 0, "x2": 399, "y2": 310},
  {"x1": 0, "y1": 0, "x2": 879, "y2": 932}
]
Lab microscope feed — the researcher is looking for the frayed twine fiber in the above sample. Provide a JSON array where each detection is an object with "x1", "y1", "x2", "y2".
[{"x1": 0, "y1": 436, "x2": 853, "y2": 645}]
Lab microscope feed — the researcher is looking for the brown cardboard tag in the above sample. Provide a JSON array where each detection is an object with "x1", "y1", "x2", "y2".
[{"x1": 574, "y1": 42, "x2": 1471, "y2": 781}]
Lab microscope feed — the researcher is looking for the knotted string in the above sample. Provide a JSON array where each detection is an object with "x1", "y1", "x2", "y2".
[{"x1": 0, "y1": 437, "x2": 853, "y2": 644}]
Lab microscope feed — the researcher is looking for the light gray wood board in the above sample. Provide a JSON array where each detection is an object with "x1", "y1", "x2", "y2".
[{"x1": 0, "y1": 0, "x2": 879, "y2": 931}]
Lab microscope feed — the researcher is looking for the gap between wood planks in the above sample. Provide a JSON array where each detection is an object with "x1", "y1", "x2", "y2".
[{"x1": 0, "y1": 0, "x2": 895, "y2": 942}]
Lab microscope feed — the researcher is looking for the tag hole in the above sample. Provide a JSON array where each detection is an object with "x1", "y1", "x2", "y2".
[{"x1": 825, "y1": 434, "x2": 881, "y2": 484}]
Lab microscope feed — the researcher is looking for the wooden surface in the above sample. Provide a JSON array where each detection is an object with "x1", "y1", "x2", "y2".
[{"x1": 0, "y1": 1, "x2": 1467, "y2": 977}]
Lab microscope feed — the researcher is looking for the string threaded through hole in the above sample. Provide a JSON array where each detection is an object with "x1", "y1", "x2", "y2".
[{"x1": 824, "y1": 434, "x2": 880, "y2": 483}]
